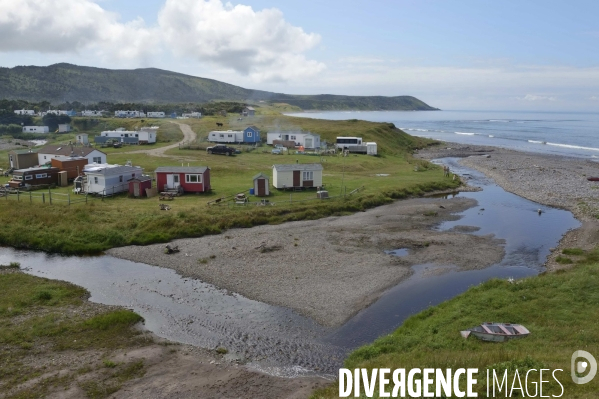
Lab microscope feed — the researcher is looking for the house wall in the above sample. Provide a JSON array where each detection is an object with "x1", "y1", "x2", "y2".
[
  {"x1": 156, "y1": 171, "x2": 210, "y2": 193},
  {"x1": 137, "y1": 130, "x2": 156, "y2": 143},
  {"x1": 9, "y1": 152, "x2": 38, "y2": 169},
  {"x1": 39, "y1": 150, "x2": 106, "y2": 166},
  {"x1": 272, "y1": 169, "x2": 322, "y2": 188},
  {"x1": 243, "y1": 127, "x2": 260, "y2": 143},
  {"x1": 51, "y1": 158, "x2": 88, "y2": 180},
  {"x1": 22, "y1": 126, "x2": 49, "y2": 134},
  {"x1": 208, "y1": 131, "x2": 243, "y2": 143}
]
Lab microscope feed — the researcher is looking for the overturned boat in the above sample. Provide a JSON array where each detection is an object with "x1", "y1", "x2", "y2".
[{"x1": 460, "y1": 322, "x2": 530, "y2": 342}]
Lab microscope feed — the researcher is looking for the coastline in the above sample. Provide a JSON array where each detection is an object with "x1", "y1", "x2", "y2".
[{"x1": 415, "y1": 143, "x2": 599, "y2": 271}]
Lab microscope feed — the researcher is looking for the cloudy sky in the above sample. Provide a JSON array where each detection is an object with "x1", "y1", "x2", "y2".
[{"x1": 1, "y1": 0, "x2": 598, "y2": 111}]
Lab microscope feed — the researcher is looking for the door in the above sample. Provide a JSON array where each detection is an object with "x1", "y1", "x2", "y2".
[
  {"x1": 166, "y1": 174, "x2": 180, "y2": 189},
  {"x1": 293, "y1": 171, "x2": 300, "y2": 187},
  {"x1": 257, "y1": 178, "x2": 265, "y2": 196},
  {"x1": 9, "y1": 155, "x2": 13, "y2": 168},
  {"x1": 133, "y1": 182, "x2": 140, "y2": 197},
  {"x1": 305, "y1": 138, "x2": 312, "y2": 148}
]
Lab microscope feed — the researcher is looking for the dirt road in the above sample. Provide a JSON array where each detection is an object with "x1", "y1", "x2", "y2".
[{"x1": 119, "y1": 122, "x2": 197, "y2": 157}]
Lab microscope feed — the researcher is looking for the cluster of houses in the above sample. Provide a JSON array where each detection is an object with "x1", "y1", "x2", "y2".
[{"x1": 13, "y1": 109, "x2": 203, "y2": 119}]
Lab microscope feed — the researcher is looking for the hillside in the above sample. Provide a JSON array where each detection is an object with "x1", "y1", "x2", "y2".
[{"x1": 0, "y1": 64, "x2": 438, "y2": 111}]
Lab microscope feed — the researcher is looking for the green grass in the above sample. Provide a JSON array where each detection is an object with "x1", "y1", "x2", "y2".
[
  {"x1": 311, "y1": 250, "x2": 599, "y2": 398},
  {"x1": 0, "y1": 271, "x2": 150, "y2": 398},
  {"x1": 0, "y1": 114, "x2": 459, "y2": 255}
]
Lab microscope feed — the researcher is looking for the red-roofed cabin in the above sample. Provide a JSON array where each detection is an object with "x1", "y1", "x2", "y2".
[{"x1": 155, "y1": 166, "x2": 211, "y2": 193}]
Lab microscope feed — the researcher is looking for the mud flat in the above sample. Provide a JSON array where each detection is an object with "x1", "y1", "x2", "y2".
[
  {"x1": 109, "y1": 196, "x2": 504, "y2": 328},
  {"x1": 416, "y1": 143, "x2": 599, "y2": 270}
]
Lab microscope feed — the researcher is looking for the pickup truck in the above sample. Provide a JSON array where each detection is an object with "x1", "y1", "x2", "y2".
[{"x1": 206, "y1": 144, "x2": 236, "y2": 156}]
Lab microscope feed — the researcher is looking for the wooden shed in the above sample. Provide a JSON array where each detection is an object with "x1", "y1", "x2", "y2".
[
  {"x1": 8, "y1": 149, "x2": 38, "y2": 170},
  {"x1": 51, "y1": 157, "x2": 88, "y2": 181},
  {"x1": 272, "y1": 163, "x2": 323, "y2": 189},
  {"x1": 252, "y1": 173, "x2": 270, "y2": 197},
  {"x1": 128, "y1": 176, "x2": 152, "y2": 197}
]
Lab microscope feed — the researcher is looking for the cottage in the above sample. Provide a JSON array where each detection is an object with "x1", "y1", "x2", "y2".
[
  {"x1": 243, "y1": 126, "x2": 261, "y2": 144},
  {"x1": 51, "y1": 157, "x2": 88, "y2": 180},
  {"x1": 252, "y1": 173, "x2": 270, "y2": 196},
  {"x1": 38, "y1": 145, "x2": 106, "y2": 165},
  {"x1": 155, "y1": 167, "x2": 211, "y2": 193},
  {"x1": 80, "y1": 163, "x2": 143, "y2": 195},
  {"x1": 8, "y1": 149, "x2": 38, "y2": 169},
  {"x1": 22, "y1": 126, "x2": 49, "y2": 134},
  {"x1": 128, "y1": 176, "x2": 153, "y2": 197},
  {"x1": 76, "y1": 133, "x2": 89, "y2": 145},
  {"x1": 272, "y1": 164, "x2": 323, "y2": 189},
  {"x1": 208, "y1": 130, "x2": 243, "y2": 143},
  {"x1": 242, "y1": 107, "x2": 255, "y2": 117},
  {"x1": 267, "y1": 132, "x2": 321, "y2": 149},
  {"x1": 58, "y1": 124, "x2": 71, "y2": 133},
  {"x1": 8, "y1": 167, "x2": 60, "y2": 188}
]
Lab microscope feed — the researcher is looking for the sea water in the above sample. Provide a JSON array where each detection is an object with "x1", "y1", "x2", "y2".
[{"x1": 286, "y1": 110, "x2": 599, "y2": 159}]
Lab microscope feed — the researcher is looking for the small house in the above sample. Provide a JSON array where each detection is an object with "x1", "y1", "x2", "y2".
[
  {"x1": 242, "y1": 107, "x2": 255, "y2": 117},
  {"x1": 8, "y1": 149, "x2": 38, "y2": 169},
  {"x1": 252, "y1": 173, "x2": 270, "y2": 196},
  {"x1": 76, "y1": 133, "x2": 89, "y2": 145},
  {"x1": 272, "y1": 164, "x2": 323, "y2": 189},
  {"x1": 8, "y1": 167, "x2": 60, "y2": 188},
  {"x1": 58, "y1": 124, "x2": 71, "y2": 133},
  {"x1": 22, "y1": 126, "x2": 49, "y2": 134},
  {"x1": 38, "y1": 145, "x2": 106, "y2": 165},
  {"x1": 155, "y1": 166, "x2": 211, "y2": 193},
  {"x1": 128, "y1": 176, "x2": 153, "y2": 197},
  {"x1": 242, "y1": 126, "x2": 261, "y2": 144},
  {"x1": 366, "y1": 142, "x2": 378, "y2": 156},
  {"x1": 81, "y1": 163, "x2": 143, "y2": 195},
  {"x1": 51, "y1": 157, "x2": 88, "y2": 180}
]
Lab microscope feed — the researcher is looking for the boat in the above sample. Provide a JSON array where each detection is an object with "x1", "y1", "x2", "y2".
[
  {"x1": 460, "y1": 322, "x2": 530, "y2": 342},
  {"x1": 587, "y1": 177, "x2": 599, "y2": 182}
]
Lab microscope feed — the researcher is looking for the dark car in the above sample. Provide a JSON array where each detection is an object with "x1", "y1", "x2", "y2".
[{"x1": 207, "y1": 144, "x2": 235, "y2": 156}]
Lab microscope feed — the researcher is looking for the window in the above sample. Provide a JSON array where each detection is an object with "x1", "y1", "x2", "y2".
[
  {"x1": 119, "y1": 176, "x2": 123, "y2": 183},
  {"x1": 94, "y1": 177, "x2": 99, "y2": 184},
  {"x1": 24, "y1": 175, "x2": 32, "y2": 180},
  {"x1": 290, "y1": 135, "x2": 296, "y2": 140},
  {"x1": 135, "y1": 134, "x2": 139, "y2": 137},
  {"x1": 44, "y1": 156, "x2": 47, "y2": 160},
  {"x1": 247, "y1": 132, "x2": 252, "y2": 137},
  {"x1": 302, "y1": 171, "x2": 313, "y2": 181},
  {"x1": 93, "y1": 157, "x2": 101, "y2": 163},
  {"x1": 185, "y1": 174, "x2": 202, "y2": 183},
  {"x1": 219, "y1": 134, "x2": 224, "y2": 138},
  {"x1": 35, "y1": 173, "x2": 47, "y2": 179},
  {"x1": 173, "y1": 175, "x2": 179, "y2": 183}
]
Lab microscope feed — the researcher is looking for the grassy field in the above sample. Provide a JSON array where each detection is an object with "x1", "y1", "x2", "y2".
[
  {"x1": 0, "y1": 111, "x2": 460, "y2": 254},
  {"x1": 311, "y1": 248, "x2": 599, "y2": 398},
  {"x1": 0, "y1": 268, "x2": 151, "y2": 398}
]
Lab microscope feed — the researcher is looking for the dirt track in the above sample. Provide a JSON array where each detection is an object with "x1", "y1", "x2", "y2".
[{"x1": 119, "y1": 122, "x2": 197, "y2": 157}]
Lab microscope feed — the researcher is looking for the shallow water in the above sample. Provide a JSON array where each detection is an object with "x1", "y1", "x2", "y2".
[{"x1": 2, "y1": 160, "x2": 580, "y2": 374}]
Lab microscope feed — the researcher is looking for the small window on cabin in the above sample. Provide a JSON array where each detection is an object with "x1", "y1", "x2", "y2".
[
  {"x1": 135, "y1": 134, "x2": 139, "y2": 137},
  {"x1": 24, "y1": 175, "x2": 32, "y2": 180},
  {"x1": 119, "y1": 176, "x2": 123, "y2": 182},
  {"x1": 44, "y1": 156, "x2": 47, "y2": 160},
  {"x1": 94, "y1": 177, "x2": 98, "y2": 184},
  {"x1": 247, "y1": 132, "x2": 252, "y2": 137},
  {"x1": 219, "y1": 134, "x2": 224, "y2": 138}
]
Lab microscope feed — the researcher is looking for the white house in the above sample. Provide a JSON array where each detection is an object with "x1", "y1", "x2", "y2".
[
  {"x1": 81, "y1": 110, "x2": 104, "y2": 117},
  {"x1": 22, "y1": 126, "x2": 49, "y2": 134},
  {"x1": 58, "y1": 124, "x2": 71, "y2": 133},
  {"x1": 182, "y1": 112, "x2": 202, "y2": 118},
  {"x1": 14, "y1": 109, "x2": 36, "y2": 116},
  {"x1": 37, "y1": 145, "x2": 107, "y2": 165},
  {"x1": 147, "y1": 112, "x2": 165, "y2": 118},
  {"x1": 272, "y1": 163, "x2": 323, "y2": 189},
  {"x1": 97, "y1": 126, "x2": 157, "y2": 144},
  {"x1": 81, "y1": 163, "x2": 143, "y2": 195},
  {"x1": 267, "y1": 132, "x2": 321, "y2": 149},
  {"x1": 41, "y1": 110, "x2": 72, "y2": 116},
  {"x1": 114, "y1": 110, "x2": 145, "y2": 118}
]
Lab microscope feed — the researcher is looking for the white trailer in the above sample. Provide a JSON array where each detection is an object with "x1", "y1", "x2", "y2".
[
  {"x1": 22, "y1": 126, "x2": 49, "y2": 134},
  {"x1": 208, "y1": 130, "x2": 243, "y2": 143},
  {"x1": 147, "y1": 112, "x2": 165, "y2": 118}
]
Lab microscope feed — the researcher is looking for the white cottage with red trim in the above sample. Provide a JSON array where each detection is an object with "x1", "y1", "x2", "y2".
[{"x1": 155, "y1": 166, "x2": 211, "y2": 193}]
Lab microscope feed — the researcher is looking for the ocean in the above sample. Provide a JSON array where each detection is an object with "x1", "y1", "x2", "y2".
[{"x1": 285, "y1": 110, "x2": 599, "y2": 159}]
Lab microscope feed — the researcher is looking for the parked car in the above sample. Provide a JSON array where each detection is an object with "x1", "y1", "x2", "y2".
[
  {"x1": 272, "y1": 144, "x2": 287, "y2": 154},
  {"x1": 207, "y1": 144, "x2": 235, "y2": 156}
]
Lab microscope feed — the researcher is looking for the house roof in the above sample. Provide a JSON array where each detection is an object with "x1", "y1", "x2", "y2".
[
  {"x1": 83, "y1": 164, "x2": 142, "y2": 175},
  {"x1": 245, "y1": 106, "x2": 255, "y2": 111},
  {"x1": 10, "y1": 149, "x2": 38, "y2": 155},
  {"x1": 272, "y1": 163, "x2": 323, "y2": 172},
  {"x1": 252, "y1": 172, "x2": 269, "y2": 180},
  {"x1": 245, "y1": 126, "x2": 260, "y2": 132},
  {"x1": 129, "y1": 176, "x2": 152, "y2": 182},
  {"x1": 38, "y1": 145, "x2": 104, "y2": 157},
  {"x1": 155, "y1": 166, "x2": 209, "y2": 174}
]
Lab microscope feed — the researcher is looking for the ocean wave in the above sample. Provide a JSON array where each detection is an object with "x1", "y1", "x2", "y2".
[
  {"x1": 488, "y1": 135, "x2": 494, "y2": 138},
  {"x1": 546, "y1": 142, "x2": 599, "y2": 152},
  {"x1": 489, "y1": 119, "x2": 509, "y2": 122},
  {"x1": 528, "y1": 140, "x2": 546, "y2": 144},
  {"x1": 455, "y1": 132, "x2": 476, "y2": 136}
]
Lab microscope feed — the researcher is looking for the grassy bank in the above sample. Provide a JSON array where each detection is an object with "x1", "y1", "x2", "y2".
[
  {"x1": 0, "y1": 268, "x2": 151, "y2": 398},
  {"x1": 312, "y1": 249, "x2": 599, "y2": 398},
  {"x1": 0, "y1": 112, "x2": 460, "y2": 255}
]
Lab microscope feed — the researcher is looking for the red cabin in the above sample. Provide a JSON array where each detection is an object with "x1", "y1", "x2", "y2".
[{"x1": 154, "y1": 166, "x2": 211, "y2": 193}]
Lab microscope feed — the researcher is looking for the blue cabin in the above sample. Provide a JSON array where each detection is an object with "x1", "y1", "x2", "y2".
[{"x1": 243, "y1": 126, "x2": 261, "y2": 144}]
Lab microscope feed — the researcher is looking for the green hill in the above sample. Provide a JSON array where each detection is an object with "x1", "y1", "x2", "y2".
[{"x1": 0, "y1": 63, "x2": 438, "y2": 111}]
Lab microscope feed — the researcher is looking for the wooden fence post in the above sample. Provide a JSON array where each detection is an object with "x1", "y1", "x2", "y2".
[
  {"x1": 49, "y1": 189, "x2": 52, "y2": 204},
  {"x1": 30, "y1": 191, "x2": 32, "y2": 203},
  {"x1": 68, "y1": 193, "x2": 70, "y2": 206},
  {"x1": 17, "y1": 190, "x2": 19, "y2": 202},
  {"x1": 42, "y1": 193, "x2": 45, "y2": 203}
]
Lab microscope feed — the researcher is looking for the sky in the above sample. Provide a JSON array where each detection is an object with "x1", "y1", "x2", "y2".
[{"x1": 1, "y1": 0, "x2": 598, "y2": 111}]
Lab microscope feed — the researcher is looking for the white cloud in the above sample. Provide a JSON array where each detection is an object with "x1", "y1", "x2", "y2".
[
  {"x1": 0, "y1": 0, "x2": 157, "y2": 62},
  {"x1": 0, "y1": 0, "x2": 323, "y2": 81},
  {"x1": 590, "y1": 96, "x2": 598, "y2": 101},
  {"x1": 517, "y1": 94, "x2": 558, "y2": 102},
  {"x1": 157, "y1": 0, "x2": 324, "y2": 81}
]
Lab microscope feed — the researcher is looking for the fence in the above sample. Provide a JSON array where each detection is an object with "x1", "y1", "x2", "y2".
[{"x1": 1, "y1": 188, "x2": 90, "y2": 205}]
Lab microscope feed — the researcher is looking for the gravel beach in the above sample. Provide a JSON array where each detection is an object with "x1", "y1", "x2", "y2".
[{"x1": 109, "y1": 196, "x2": 504, "y2": 327}]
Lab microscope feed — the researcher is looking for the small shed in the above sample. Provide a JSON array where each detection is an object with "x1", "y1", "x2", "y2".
[
  {"x1": 366, "y1": 142, "x2": 378, "y2": 156},
  {"x1": 58, "y1": 124, "x2": 71, "y2": 133},
  {"x1": 8, "y1": 149, "x2": 38, "y2": 169},
  {"x1": 51, "y1": 157, "x2": 88, "y2": 180},
  {"x1": 76, "y1": 133, "x2": 89, "y2": 145},
  {"x1": 242, "y1": 107, "x2": 255, "y2": 117},
  {"x1": 128, "y1": 176, "x2": 153, "y2": 197},
  {"x1": 243, "y1": 126, "x2": 261, "y2": 144},
  {"x1": 155, "y1": 166, "x2": 211, "y2": 193},
  {"x1": 272, "y1": 163, "x2": 323, "y2": 189},
  {"x1": 252, "y1": 173, "x2": 270, "y2": 196}
]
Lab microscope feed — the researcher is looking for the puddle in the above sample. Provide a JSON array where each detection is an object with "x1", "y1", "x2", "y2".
[{"x1": 384, "y1": 248, "x2": 409, "y2": 256}]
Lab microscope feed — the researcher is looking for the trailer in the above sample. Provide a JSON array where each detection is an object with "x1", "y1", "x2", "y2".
[{"x1": 8, "y1": 167, "x2": 60, "y2": 189}]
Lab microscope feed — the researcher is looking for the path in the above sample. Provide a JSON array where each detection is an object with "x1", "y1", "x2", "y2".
[{"x1": 119, "y1": 122, "x2": 197, "y2": 158}]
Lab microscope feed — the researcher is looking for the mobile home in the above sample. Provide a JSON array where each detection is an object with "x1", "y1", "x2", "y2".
[
  {"x1": 208, "y1": 130, "x2": 243, "y2": 143},
  {"x1": 22, "y1": 126, "x2": 49, "y2": 134},
  {"x1": 8, "y1": 167, "x2": 60, "y2": 188},
  {"x1": 147, "y1": 112, "x2": 165, "y2": 118},
  {"x1": 80, "y1": 164, "x2": 143, "y2": 195},
  {"x1": 267, "y1": 132, "x2": 321, "y2": 149}
]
